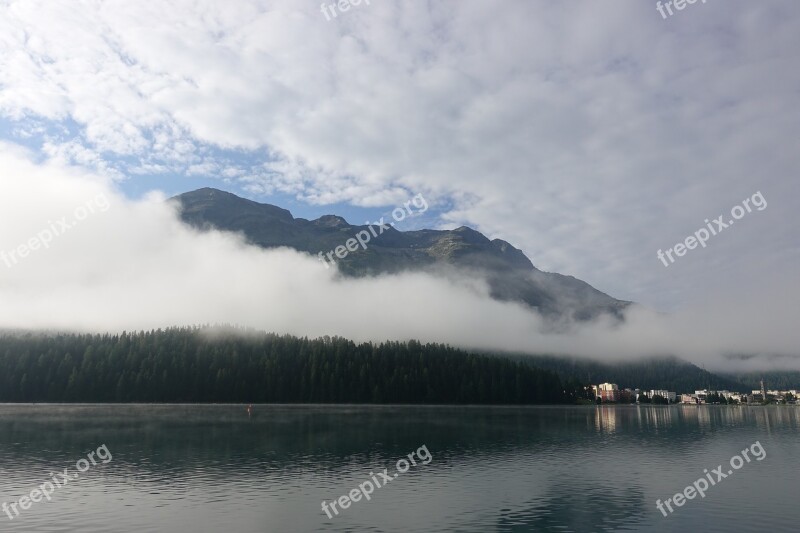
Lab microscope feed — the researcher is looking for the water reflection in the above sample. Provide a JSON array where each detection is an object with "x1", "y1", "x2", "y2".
[
  {"x1": 0, "y1": 405, "x2": 797, "y2": 533},
  {"x1": 496, "y1": 481, "x2": 647, "y2": 532}
]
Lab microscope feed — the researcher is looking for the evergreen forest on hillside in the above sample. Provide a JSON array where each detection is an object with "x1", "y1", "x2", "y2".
[{"x1": 0, "y1": 328, "x2": 577, "y2": 404}]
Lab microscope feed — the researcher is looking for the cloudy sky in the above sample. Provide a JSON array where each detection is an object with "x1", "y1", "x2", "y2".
[{"x1": 0, "y1": 1, "x2": 798, "y2": 367}]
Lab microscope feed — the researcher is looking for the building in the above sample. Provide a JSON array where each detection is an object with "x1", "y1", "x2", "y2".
[
  {"x1": 601, "y1": 390, "x2": 620, "y2": 402},
  {"x1": 596, "y1": 382, "x2": 620, "y2": 402},
  {"x1": 649, "y1": 390, "x2": 676, "y2": 402},
  {"x1": 681, "y1": 394, "x2": 699, "y2": 404}
]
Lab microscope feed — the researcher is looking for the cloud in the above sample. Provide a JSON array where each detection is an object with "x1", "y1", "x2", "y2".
[
  {"x1": 0, "y1": 1, "x2": 798, "y2": 314},
  {"x1": 0, "y1": 146, "x2": 798, "y2": 371}
]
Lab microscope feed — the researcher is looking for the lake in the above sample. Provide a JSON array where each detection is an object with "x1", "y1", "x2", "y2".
[{"x1": 0, "y1": 404, "x2": 797, "y2": 532}]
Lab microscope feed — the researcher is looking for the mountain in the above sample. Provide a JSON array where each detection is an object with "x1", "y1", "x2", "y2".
[{"x1": 172, "y1": 188, "x2": 630, "y2": 321}]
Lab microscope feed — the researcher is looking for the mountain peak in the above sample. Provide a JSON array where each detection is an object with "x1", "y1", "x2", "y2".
[
  {"x1": 314, "y1": 215, "x2": 350, "y2": 228},
  {"x1": 173, "y1": 188, "x2": 293, "y2": 224}
]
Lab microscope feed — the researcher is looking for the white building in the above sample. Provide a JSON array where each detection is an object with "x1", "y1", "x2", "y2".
[
  {"x1": 594, "y1": 383, "x2": 620, "y2": 402},
  {"x1": 649, "y1": 390, "x2": 676, "y2": 402}
]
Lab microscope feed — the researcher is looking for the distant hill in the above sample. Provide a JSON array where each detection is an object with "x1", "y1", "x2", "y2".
[
  {"x1": 515, "y1": 355, "x2": 745, "y2": 394},
  {"x1": 172, "y1": 188, "x2": 630, "y2": 321},
  {"x1": 722, "y1": 371, "x2": 800, "y2": 391}
]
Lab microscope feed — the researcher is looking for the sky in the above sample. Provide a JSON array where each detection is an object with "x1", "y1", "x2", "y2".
[{"x1": 0, "y1": 0, "x2": 798, "y2": 369}]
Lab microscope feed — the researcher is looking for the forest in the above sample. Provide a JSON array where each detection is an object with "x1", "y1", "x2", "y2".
[{"x1": 0, "y1": 327, "x2": 580, "y2": 404}]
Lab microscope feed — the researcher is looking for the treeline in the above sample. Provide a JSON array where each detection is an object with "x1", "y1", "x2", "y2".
[
  {"x1": 0, "y1": 327, "x2": 579, "y2": 404},
  {"x1": 725, "y1": 370, "x2": 800, "y2": 391}
]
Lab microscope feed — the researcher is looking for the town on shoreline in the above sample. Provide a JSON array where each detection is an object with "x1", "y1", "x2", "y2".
[{"x1": 587, "y1": 381, "x2": 797, "y2": 405}]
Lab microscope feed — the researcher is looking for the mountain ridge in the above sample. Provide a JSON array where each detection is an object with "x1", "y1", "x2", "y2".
[{"x1": 172, "y1": 187, "x2": 631, "y2": 321}]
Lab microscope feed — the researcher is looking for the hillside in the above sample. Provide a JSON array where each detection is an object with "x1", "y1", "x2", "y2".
[{"x1": 0, "y1": 328, "x2": 575, "y2": 404}]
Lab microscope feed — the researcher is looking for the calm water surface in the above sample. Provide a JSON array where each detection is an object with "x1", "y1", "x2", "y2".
[{"x1": 0, "y1": 404, "x2": 798, "y2": 532}]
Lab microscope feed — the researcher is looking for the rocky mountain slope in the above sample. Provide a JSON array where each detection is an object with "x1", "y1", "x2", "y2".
[{"x1": 172, "y1": 188, "x2": 630, "y2": 321}]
